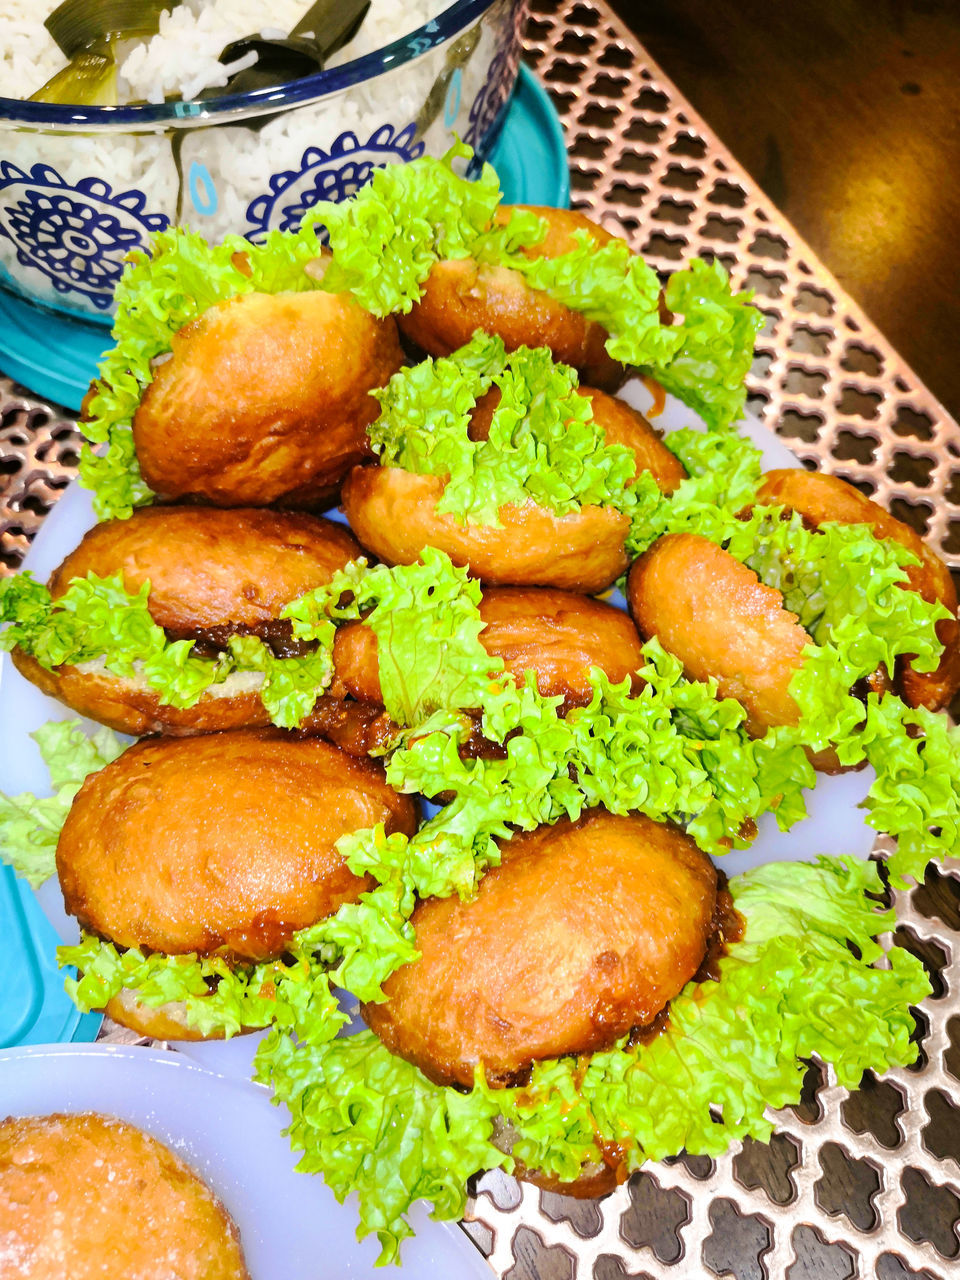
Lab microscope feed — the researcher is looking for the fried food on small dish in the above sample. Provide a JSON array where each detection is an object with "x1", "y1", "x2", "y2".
[
  {"x1": 398, "y1": 206, "x2": 624, "y2": 390},
  {"x1": 0, "y1": 1112, "x2": 250, "y2": 1280},
  {"x1": 332, "y1": 586, "x2": 645, "y2": 710},
  {"x1": 757, "y1": 468, "x2": 960, "y2": 710},
  {"x1": 56, "y1": 730, "x2": 418, "y2": 1037},
  {"x1": 341, "y1": 384, "x2": 682, "y2": 592},
  {"x1": 362, "y1": 810, "x2": 717, "y2": 1089},
  {"x1": 628, "y1": 532, "x2": 811, "y2": 739},
  {"x1": 11, "y1": 507, "x2": 361, "y2": 737},
  {"x1": 342, "y1": 464, "x2": 631, "y2": 591},
  {"x1": 132, "y1": 290, "x2": 404, "y2": 508}
]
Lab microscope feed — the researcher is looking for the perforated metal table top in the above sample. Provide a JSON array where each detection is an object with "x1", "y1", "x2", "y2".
[{"x1": 1, "y1": 3, "x2": 958, "y2": 1278}]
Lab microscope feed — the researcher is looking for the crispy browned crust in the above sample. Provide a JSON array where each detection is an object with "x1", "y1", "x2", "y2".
[
  {"x1": 48, "y1": 506, "x2": 361, "y2": 630},
  {"x1": 362, "y1": 810, "x2": 717, "y2": 1088},
  {"x1": 341, "y1": 465, "x2": 630, "y2": 591},
  {"x1": 12, "y1": 649, "x2": 398, "y2": 754},
  {"x1": 0, "y1": 1113, "x2": 250, "y2": 1280},
  {"x1": 757, "y1": 468, "x2": 960, "y2": 710},
  {"x1": 332, "y1": 586, "x2": 644, "y2": 709},
  {"x1": 132, "y1": 290, "x2": 404, "y2": 507},
  {"x1": 628, "y1": 532, "x2": 810, "y2": 738},
  {"x1": 56, "y1": 730, "x2": 418, "y2": 961},
  {"x1": 399, "y1": 207, "x2": 623, "y2": 390}
]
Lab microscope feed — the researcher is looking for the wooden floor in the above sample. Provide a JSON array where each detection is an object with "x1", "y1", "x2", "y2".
[{"x1": 607, "y1": 0, "x2": 960, "y2": 419}]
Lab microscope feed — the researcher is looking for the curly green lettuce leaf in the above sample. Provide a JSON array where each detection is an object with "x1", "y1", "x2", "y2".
[
  {"x1": 369, "y1": 333, "x2": 645, "y2": 528},
  {"x1": 285, "y1": 548, "x2": 498, "y2": 729},
  {"x1": 309, "y1": 139, "x2": 545, "y2": 316},
  {"x1": 60, "y1": 931, "x2": 348, "y2": 1041},
  {"x1": 657, "y1": 258, "x2": 765, "y2": 430},
  {"x1": 383, "y1": 643, "x2": 813, "y2": 865},
  {"x1": 254, "y1": 856, "x2": 928, "y2": 1259},
  {"x1": 257, "y1": 1028, "x2": 506, "y2": 1265},
  {"x1": 627, "y1": 421, "x2": 764, "y2": 552},
  {"x1": 2, "y1": 571, "x2": 335, "y2": 726},
  {"x1": 0, "y1": 720, "x2": 124, "y2": 888},
  {"x1": 310, "y1": 146, "x2": 758, "y2": 426},
  {"x1": 856, "y1": 696, "x2": 960, "y2": 886},
  {"x1": 59, "y1": 875, "x2": 415, "y2": 1040}
]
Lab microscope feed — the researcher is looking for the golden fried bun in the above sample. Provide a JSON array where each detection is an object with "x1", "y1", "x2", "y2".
[
  {"x1": 341, "y1": 466, "x2": 630, "y2": 591},
  {"x1": 332, "y1": 587, "x2": 644, "y2": 708},
  {"x1": 15, "y1": 508, "x2": 361, "y2": 737},
  {"x1": 10, "y1": 649, "x2": 273, "y2": 737},
  {"x1": 628, "y1": 532, "x2": 810, "y2": 737},
  {"x1": 132, "y1": 290, "x2": 404, "y2": 507},
  {"x1": 399, "y1": 206, "x2": 623, "y2": 389},
  {"x1": 47, "y1": 506, "x2": 360, "y2": 632},
  {"x1": 56, "y1": 729, "x2": 417, "y2": 963},
  {"x1": 363, "y1": 810, "x2": 717, "y2": 1087},
  {"x1": 757, "y1": 468, "x2": 960, "y2": 710},
  {"x1": 0, "y1": 1113, "x2": 249, "y2": 1280}
]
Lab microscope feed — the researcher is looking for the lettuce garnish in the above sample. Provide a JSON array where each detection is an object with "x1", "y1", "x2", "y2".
[
  {"x1": 310, "y1": 142, "x2": 762, "y2": 429},
  {"x1": 285, "y1": 549, "x2": 498, "y2": 729},
  {"x1": 0, "y1": 721, "x2": 124, "y2": 888},
  {"x1": 362, "y1": 333, "x2": 760, "y2": 541},
  {"x1": 368, "y1": 333, "x2": 652, "y2": 528},
  {"x1": 255, "y1": 855, "x2": 928, "y2": 1259},
  {"x1": 0, "y1": 570, "x2": 335, "y2": 728}
]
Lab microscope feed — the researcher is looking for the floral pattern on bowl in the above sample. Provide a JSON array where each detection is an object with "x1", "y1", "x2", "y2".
[
  {"x1": 0, "y1": 163, "x2": 169, "y2": 312},
  {"x1": 244, "y1": 123, "x2": 425, "y2": 241}
]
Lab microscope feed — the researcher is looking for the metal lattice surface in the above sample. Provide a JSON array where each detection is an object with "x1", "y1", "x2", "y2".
[{"x1": 1, "y1": 2, "x2": 959, "y2": 1277}]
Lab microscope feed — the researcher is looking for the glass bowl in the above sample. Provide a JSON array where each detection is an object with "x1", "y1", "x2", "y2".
[{"x1": 0, "y1": 0, "x2": 526, "y2": 323}]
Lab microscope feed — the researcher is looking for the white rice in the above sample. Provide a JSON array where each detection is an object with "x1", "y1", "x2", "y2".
[
  {"x1": 0, "y1": 0, "x2": 448, "y2": 104},
  {"x1": 0, "y1": 0, "x2": 513, "y2": 319}
]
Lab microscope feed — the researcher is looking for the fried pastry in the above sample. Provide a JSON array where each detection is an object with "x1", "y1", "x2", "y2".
[
  {"x1": 132, "y1": 290, "x2": 404, "y2": 507},
  {"x1": 363, "y1": 810, "x2": 717, "y2": 1088}
]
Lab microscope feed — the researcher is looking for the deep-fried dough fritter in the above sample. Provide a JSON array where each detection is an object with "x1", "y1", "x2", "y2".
[
  {"x1": 10, "y1": 650, "x2": 272, "y2": 739},
  {"x1": 757, "y1": 468, "x2": 960, "y2": 710},
  {"x1": 332, "y1": 586, "x2": 644, "y2": 708},
  {"x1": 341, "y1": 376, "x2": 686, "y2": 589},
  {"x1": 342, "y1": 465, "x2": 630, "y2": 590},
  {"x1": 14, "y1": 507, "x2": 361, "y2": 737},
  {"x1": 133, "y1": 290, "x2": 404, "y2": 507},
  {"x1": 0, "y1": 1113, "x2": 249, "y2": 1280},
  {"x1": 47, "y1": 506, "x2": 360, "y2": 631},
  {"x1": 628, "y1": 532, "x2": 810, "y2": 737},
  {"x1": 399, "y1": 207, "x2": 624, "y2": 389},
  {"x1": 56, "y1": 730, "x2": 418, "y2": 962},
  {"x1": 363, "y1": 810, "x2": 717, "y2": 1088},
  {"x1": 578, "y1": 388, "x2": 687, "y2": 493},
  {"x1": 341, "y1": 376, "x2": 685, "y2": 590}
]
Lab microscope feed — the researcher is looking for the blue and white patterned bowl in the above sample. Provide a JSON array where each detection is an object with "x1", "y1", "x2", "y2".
[{"x1": 0, "y1": 0, "x2": 525, "y2": 322}]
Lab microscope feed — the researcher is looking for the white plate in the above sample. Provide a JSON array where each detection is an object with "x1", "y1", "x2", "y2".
[
  {"x1": 0, "y1": 396, "x2": 881, "y2": 1222},
  {"x1": 0, "y1": 1042, "x2": 493, "y2": 1279}
]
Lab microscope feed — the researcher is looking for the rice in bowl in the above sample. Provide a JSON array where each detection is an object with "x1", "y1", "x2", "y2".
[{"x1": 0, "y1": 0, "x2": 526, "y2": 319}]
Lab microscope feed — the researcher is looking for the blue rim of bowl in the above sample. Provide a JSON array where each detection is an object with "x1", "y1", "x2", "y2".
[{"x1": 0, "y1": 0, "x2": 501, "y2": 129}]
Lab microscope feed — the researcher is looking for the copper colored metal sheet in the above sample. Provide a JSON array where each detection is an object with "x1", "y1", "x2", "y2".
[{"x1": 2, "y1": 2, "x2": 959, "y2": 1276}]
